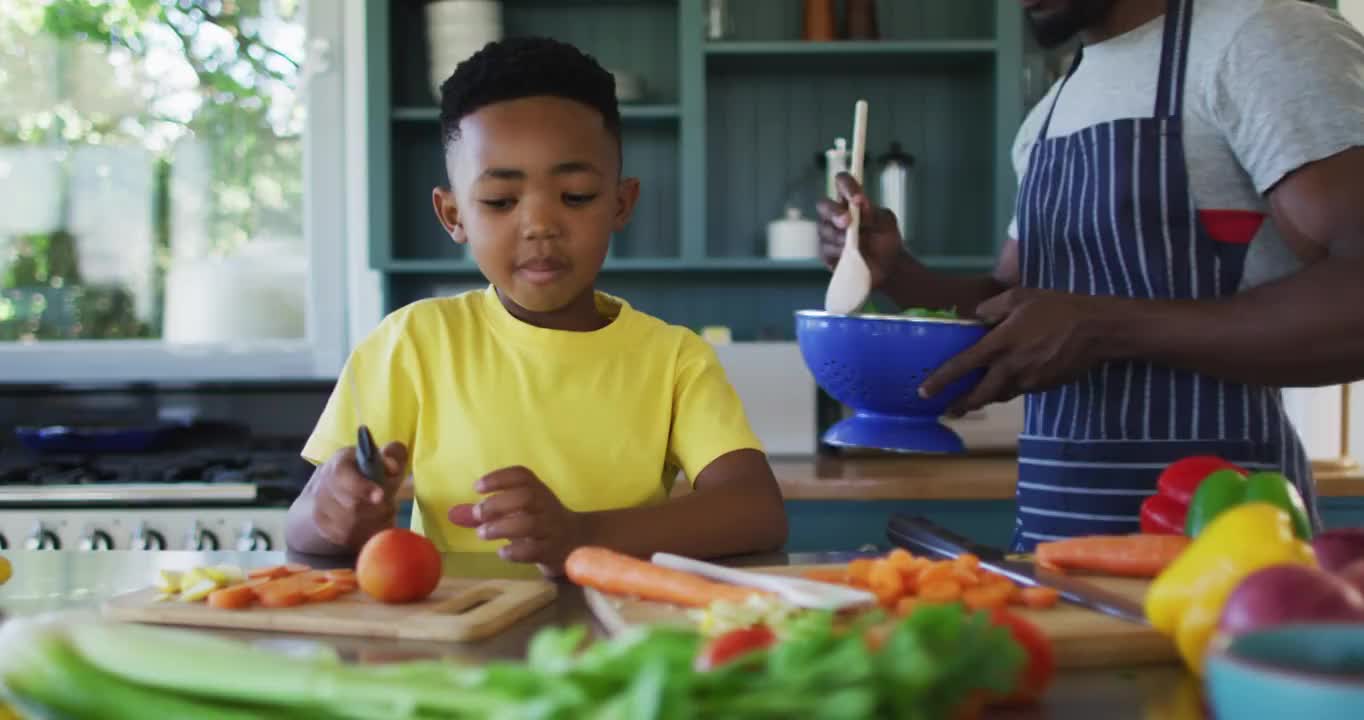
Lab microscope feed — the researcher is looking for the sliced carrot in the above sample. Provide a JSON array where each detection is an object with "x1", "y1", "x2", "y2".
[
  {"x1": 207, "y1": 583, "x2": 259, "y2": 610},
  {"x1": 247, "y1": 565, "x2": 294, "y2": 580},
  {"x1": 953, "y1": 553, "x2": 981, "y2": 572},
  {"x1": 894, "y1": 596, "x2": 919, "y2": 617},
  {"x1": 952, "y1": 565, "x2": 982, "y2": 588},
  {"x1": 304, "y1": 580, "x2": 352, "y2": 603},
  {"x1": 330, "y1": 578, "x2": 358, "y2": 592},
  {"x1": 919, "y1": 579, "x2": 964, "y2": 603},
  {"x1": 1035, "y1": 534, "x2": 1190, "y2": 578},
  {"x1": 258, "y1": 589, "x2": 306, "y2": 608},
  {"x1": 1021, "y1": 586, "x2": 1061, "y2": 609},
  {"x1": 868, "y1": 560, "x2": 907, "y2": 606},
  {"x1": 886, "y1": 548, "x2": 917, "y2": 572},
  {"x1": 250, "y1": 570, "x2": 329, "y2": 603},
  {"x1": 962, "y1": 583, "x2": 1013, "y2": 612},
  {"x1": 917, "y1": 562, "x2": 958, "y2": 588},
  {"x1": 564, "y1": 547, "x2": 769, "y2": 608},
  {"x1": 846, "y1": 558, "x2": 875, "y2": 588},
  {"x1": 284, "y1": 563, "x2": 312, "y2": 574},
  {"x1": 324, "y1": 568, "x2": 355, "y2": 581}
]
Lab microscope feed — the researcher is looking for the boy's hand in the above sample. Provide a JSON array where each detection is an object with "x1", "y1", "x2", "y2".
[
  {"x1": 313, "y1": 442, "x2": 407, "y2": 551},
  {"x1": 449, "y1": 466, "x2": 586, "y2": 575}
]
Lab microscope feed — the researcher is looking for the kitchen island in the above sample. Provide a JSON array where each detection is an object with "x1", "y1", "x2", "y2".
[{"x1": 0, "y1": 550, "x2": 1199, "y2": 720}]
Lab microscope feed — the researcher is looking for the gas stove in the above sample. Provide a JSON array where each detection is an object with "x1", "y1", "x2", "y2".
[{"x1": 0, "y1": 432, "x2": 312, "y2": 553}]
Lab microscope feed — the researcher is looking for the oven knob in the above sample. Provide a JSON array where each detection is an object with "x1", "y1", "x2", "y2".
[
  {"x1": 80, "y1": 529, "x2": 115, "y2": 551},
  {"x1": 236, "y1": 525, "x2": 273, "y2": 552},
  {"x1": 131, "y1": 525, "x2": 166, "y2": 551},
  {"x1": 25, "y1": 526, "x2": 61, "y2": 551},
  {"x1": 189, "y1": 524, "x2": 220, "y2": 551}
]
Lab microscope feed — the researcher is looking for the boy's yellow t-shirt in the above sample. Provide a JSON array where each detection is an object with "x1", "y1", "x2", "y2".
[{"x1": 301, "y1": 286, "x2": 764, "y2": 552}]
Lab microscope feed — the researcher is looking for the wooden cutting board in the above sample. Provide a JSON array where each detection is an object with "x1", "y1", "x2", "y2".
[
  {"x1": 104, "y1": 576, "x2": 556, "y2": 642},
  {"x1": 584, "y1": 565, "x2": 1177, "y2": 669}
]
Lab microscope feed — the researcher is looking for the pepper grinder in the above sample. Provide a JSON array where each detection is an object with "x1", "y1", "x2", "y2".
[
  {"x1": 845, "y1": 0, "x2": 880, "y2": 41},
  {"x1": 803, "y1": 0, "x2": 837, "y2": 42}
]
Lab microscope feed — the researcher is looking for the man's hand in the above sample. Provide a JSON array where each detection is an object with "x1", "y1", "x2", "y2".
[
  {"x1": 311, "y1": 442, "x2": 407, "y2": 551},
  {"x1": 448, "y1": 466, "x2": 586, "y2": 575},
  {"x1": 815, "y1": 173, "x2": 910, "y2": 290},
  {"x1": 920, "y1": 289, "x2": 1123, "y2": 416}
]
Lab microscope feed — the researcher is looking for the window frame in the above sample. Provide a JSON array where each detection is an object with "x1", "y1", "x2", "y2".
[{"x1": 1, "y1": 0, "x2": 376, "y2": 382}]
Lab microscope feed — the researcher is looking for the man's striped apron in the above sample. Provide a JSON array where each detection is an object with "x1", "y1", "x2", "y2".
[{"x1": 1010, "y1": 0, "x2": 1318, "y2": 552}]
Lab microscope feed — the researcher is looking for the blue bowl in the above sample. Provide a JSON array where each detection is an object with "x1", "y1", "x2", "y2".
[
  {"x1": 1205, "y1": 624, "x2": 1364, "y2": 720},
  {"x1": 795, "y1": 310, "x2": 987, "y2": 454}
]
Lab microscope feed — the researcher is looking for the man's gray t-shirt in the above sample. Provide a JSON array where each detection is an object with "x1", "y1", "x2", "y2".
[{"x1": 1007, "y1": 0, "x2": 1364, "y2": 290}]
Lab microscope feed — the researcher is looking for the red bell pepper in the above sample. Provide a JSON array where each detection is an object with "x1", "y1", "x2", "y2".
[{"x1": 1139, "y1": 456, "x2": 1245, "y2": 534}]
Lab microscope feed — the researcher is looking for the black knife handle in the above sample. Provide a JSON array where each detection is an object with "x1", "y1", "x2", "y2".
[
  {"x1": 886, "y1": 515, "x2": 1004, "y2": 561},
  {"x1": 355, "y1": 425, "x2": 386, "y2": 487}
]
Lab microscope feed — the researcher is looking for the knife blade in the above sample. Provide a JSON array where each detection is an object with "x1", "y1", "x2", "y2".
[
  {"x1": 885, "y1": 514, "x2": 1149, "y2": 625},
  {"x1": 347, "y1": 361, "x2": 385, "y2": 488}
]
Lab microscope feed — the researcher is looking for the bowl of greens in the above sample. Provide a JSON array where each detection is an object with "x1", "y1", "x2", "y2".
[{"x1": 795, "y1": 306, "x2": 987, "y2": 454}]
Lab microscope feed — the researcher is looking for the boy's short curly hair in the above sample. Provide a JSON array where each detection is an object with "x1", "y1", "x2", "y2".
[{"x1": 437, "y1": 36, "x2": 621, "y2": 150}]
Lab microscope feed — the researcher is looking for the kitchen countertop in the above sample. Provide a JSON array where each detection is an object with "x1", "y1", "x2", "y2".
[
  {"x1": 0, "y1": 550, "x2": 1200, "y2": 719},
  {"x1": 395, "y1": 454, "x2": 1364, "y2": 502}
]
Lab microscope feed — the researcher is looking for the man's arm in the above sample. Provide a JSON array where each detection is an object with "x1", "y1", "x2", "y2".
[
  {"x1": 577, "y1": 449, "x2": 788, "y2": 559},
  {"x1": 924, "y1": 149, "x2": 1364, "y2": 415},
  {"x1": 880, "y1": 237, "x2": 1019, "y2": 316},
  {"x1": 1109, "y1": 147, "x2": 1364, "y2": 387}
]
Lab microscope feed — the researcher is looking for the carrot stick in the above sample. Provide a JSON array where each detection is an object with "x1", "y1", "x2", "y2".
[
  {"x1": 565, "y1": 547, "x2": 769, "y2": 608},
  {"x1": 1034, "y1": 534, "x2": 1190, "y2": 578}
]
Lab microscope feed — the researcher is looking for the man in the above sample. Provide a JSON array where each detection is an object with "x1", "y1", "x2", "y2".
[{"x1": 818, "y1": 0, "x2": 1364, "y2": 550}]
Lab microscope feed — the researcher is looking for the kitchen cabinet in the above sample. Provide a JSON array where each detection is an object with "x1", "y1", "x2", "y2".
[{"x1": 366, "y1": 0, "x2": 1026, "y2": 339}]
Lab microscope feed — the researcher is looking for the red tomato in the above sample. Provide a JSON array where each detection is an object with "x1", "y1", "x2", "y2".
[
  {"x1": 989, "y1": 608, "x2": 1055, "y2": 705},
  {"x1": 695, "y1": 625, "x2": 777, "y2": 671}
]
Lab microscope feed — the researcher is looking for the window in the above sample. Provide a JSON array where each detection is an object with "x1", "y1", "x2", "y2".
[{"x1": 0, "y1": 0, "x2": 362, "y2": 381}]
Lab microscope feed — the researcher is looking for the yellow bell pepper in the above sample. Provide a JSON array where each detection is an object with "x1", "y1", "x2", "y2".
[{"x1": 1143, "y1": 502, "x2": 1316, "y2": 675}]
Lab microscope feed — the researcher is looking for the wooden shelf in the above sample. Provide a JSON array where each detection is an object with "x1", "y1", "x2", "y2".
[
  {"x1": 707, "y1": 40, "x2": 996, "y2": 55},
  {"x1": 706, "y1": 40, "x2": 995, "y2": 59},
  {"x1": 392, "y1": 104, "x2": 680, "y2": 123}
]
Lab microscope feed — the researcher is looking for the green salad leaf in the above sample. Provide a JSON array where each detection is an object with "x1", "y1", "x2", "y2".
[{"x1": 0, "y1": 603, "x2": 1022, "y2": 720}]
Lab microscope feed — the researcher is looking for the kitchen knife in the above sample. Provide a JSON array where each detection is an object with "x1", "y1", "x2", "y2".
[
  {"x1": 885, "y1": 514, "x2": 1149, "y2": 625},
  {"x1": 347, "y1": 362, "x2": 386, "y2": 488}
]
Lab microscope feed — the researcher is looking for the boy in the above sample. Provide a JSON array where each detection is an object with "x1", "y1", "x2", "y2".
[{"x1": 286, "y1": 37, "x2": 788, "y2": 574}]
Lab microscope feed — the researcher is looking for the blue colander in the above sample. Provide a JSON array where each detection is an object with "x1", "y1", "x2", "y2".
[{"x1": 795, "y1": 310, "x2": 988, "y2": 454}]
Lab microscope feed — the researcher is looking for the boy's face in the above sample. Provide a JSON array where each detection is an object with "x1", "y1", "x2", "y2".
[{"x1": 432, "y1": 96, "x2": 639, "y2": 315}]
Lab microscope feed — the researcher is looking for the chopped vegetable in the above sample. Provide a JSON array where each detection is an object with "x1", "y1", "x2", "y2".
[
  {"x1": 989, "y1": 609, "x2": 1056, "y2": 704},
  {"x1": 1019, "y1": 587, "x2": 1060, "y2": 610},
  {"x1": 206, "y1": 584, "x2": 258, "y2": 611},
  {"x1": 694, "y1": 625, "x2": 776, "y2": 671},
  {"x1": 565, "y1": 546, "x2": 768, "y2": 608},
  {"x1": 691, "y1": 594, "x2": 801, "y2": 638},
  {"x1": 801, "y1": 549, "x2": 1062, "y2": 616},
  {"x1": 0, "y1": 603, "x2": 1026, "y2": 719},
  {"x1": 1145, "y1": 503, "x2": 1317, "y2": 675},
  {"x1": 1035, "y1": 534, "x2": 1190, "y2": 577}
]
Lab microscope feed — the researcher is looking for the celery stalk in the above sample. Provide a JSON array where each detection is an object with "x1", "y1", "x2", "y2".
[
  {"x1": 0, "y1": 626, "x2": 263, "y2": 720},
  {"x1": 64, "y1": 622, "x2": 509, "y2": 718}
]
